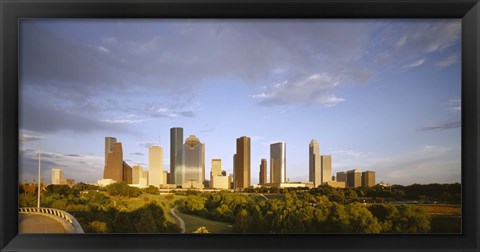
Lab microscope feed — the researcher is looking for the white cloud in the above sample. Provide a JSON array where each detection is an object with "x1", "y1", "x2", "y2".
[
  {"x1": 19, "y1": 130, "x2": 44, "y2": 142},
  {"x1": 100, "y1": 119, "x2": 142, "y2": 124},
  {"x1": 251, "y1": 73, "x2": 345, "y2": 107},
  {"x1": 97, "y1": 46, "x2": 110, "y2": 54},
  {"x1": 404, "y1": 58, "x2": 425, "y2": 68},
  {"x1": 395, "y1": 36, "x2": 407, "y2": 47},
  {"x1": 435, "y1": 54, "x2": 458, "y2": 67},
  {"x1": 330, "y1": 148, "x2": 371, "y2": 159}
]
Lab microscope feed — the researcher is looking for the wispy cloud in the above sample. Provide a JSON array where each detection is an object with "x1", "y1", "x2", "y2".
[
  {"x1": 435, "y1": 54, "x2": 458, "y2": 67},
  {"x1": 19, "y1": 130, "x2": 44, "y2": 142},
  {"x1": 252, "y1": 73, "x2": 346, "y2": 107},
  {"x1": 100, "y1": 119, "x2": 143, "y2": 124},
  {"x1": 330, "y1": 149, "x2": 371, "y2": 159},
  {"x1": 137, "y1": 141, "x2": 159, "y2": 148},
  {"x1": 419, "y1": 120, "x2": 461, "y2": 132},
  {"x1": 130, "y1": 152, "x2": 144, "y2": 156},
  {"x1": 403, "y1": 58, "x2": 425, "y2": 68},
  {"x1": 448, "y1": 99, "x2": 461, "y2": 111}
]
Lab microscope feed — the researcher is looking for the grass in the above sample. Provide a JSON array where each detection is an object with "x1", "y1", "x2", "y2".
[
  {"x1": 111, "y1": 193, "x2": 184, "y2": 223},
  {"x1": 417, "y1": 204, "x2": 461, "y2": 216},
  {"x1": 173, "y1": 210, "x2": 233, "y2": 233}
]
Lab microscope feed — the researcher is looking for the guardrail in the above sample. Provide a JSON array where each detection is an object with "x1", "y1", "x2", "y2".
[{"x1": 19, "y1": 207, "x2": 84, "y2": 233}]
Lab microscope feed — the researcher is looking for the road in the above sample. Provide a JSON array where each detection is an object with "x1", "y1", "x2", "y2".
[
  {"x1": 19, "y1": 214, "x2": 66, "y2": 233},
  {"x1": 169, "y1": 207, "x2": 186, "y2": 233}
]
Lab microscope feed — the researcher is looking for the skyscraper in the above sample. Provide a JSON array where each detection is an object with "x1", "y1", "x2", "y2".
[
  {"x1": 321, "y1": 155, "x2": 332, "y2": 185},
  {"x1": 132, "y1": 166, "x2": 141, "y2": 184},
  {"x1": 234, "y1": 136, "x2": 251, "y2": 190},
  {"x1": 51, "y1": 168, "x2": 65, "y2": 185},
  {"x1": 362, "y1": 171, "x2": 376, "y2": 187},
  {"x1": 259, "y1": 159, "x2": 267, "y2": 185},
  {"x1": 123, "y1": 162, "x2": 132, "y2": 184},
  {"x1": 149, "y1": 146, "x2": 164, "y2": 188},
  {"x1": 210, "y1": 159, "x2": 222, "y2": 188},
  {"x1": 347, "y1": 169, "x2": 362, "y2": 188},
  {"x1": 270, "y1": 142, "x2": 286, "y2": 183},
  {"x1": 105, "y1": 137, "x2": 117, "y2": 164},
  {"x1": 170, "y1": 127, "x2": 183, "y2": 186},
  {"x1": 182, "y1": 135, "x2": 205, "y2": 189},
  {"x1": 104, "y1": 142, "x2": 124, "y2": 182},
  {"x1": 309, "y1": 139, "x2": 321, "y2": 187}
]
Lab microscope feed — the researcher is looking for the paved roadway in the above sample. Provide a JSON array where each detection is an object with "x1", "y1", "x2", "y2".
[
  {"x1": 169, "y1": 208, "x2": 186, "y2": 233},
  {"x1": 19, "y1": 214, "x2": 66, "y2": 233}
]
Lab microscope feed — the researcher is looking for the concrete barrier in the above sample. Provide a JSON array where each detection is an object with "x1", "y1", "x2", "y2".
[{"x1": 19, "y1": 207, "x2": 84, "y2": 233}]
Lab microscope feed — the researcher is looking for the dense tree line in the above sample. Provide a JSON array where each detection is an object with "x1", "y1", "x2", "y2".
[
  {"x1": 176, "y1": 191, "x2": 431, "y2": 233},
  {"x1": 243, "y1": 183, "x2": 461, "y2": 204}
]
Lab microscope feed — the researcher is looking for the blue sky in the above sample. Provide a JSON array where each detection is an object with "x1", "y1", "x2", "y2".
[{"x1": 19, "y1": 19, "x2": 461, "y2": 185}]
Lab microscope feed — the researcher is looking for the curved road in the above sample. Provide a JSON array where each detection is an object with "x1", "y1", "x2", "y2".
[
  {"x1": 170, "y1": 207, "x2": 186, "y2": 233},
  {"x1": 19, "y1": 214, "x2": 66, "y2": 233}
]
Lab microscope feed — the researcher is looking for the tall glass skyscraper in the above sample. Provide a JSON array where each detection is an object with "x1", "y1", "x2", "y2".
[
  {"x1": 270, "y1": 142, "x2": 286, "y2": 183},
  {"x1": 170, "y1": 127, "x2": 183, "y2": 186},
  {"x1": 182, "y1": 135, "x2": 204, "y2": 189}
]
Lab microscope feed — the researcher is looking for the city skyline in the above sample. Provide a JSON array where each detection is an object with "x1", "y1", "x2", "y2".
[{"x1": 19, "y1": 19, "x2": 461, "y2": 186}]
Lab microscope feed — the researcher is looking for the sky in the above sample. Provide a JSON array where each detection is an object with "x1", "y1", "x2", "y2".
[{"x1": 19, "y1": 19, "x2": 461, "y2": 186}]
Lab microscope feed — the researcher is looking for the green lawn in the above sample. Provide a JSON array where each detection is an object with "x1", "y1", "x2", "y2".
[
  {"x1": 111, "y1": 193, "x2": 183, "y2": 223},
  {"x1": 173, "y1": 210, "x2": 233, "y2": 233}
]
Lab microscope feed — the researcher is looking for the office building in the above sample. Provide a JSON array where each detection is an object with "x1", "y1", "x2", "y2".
[
  {"x1": 326, "y1": 181, "x2": 346, "y2": 188},
  {"x1": 163, "y1": 171, "x2": 169, "y2": 185},
  {"x1": 182, "y1": 135, "x2": 205, "y2": 189},
  {"x1": 309, "y1": 139, "x2": 321, "y2": 187},
  {"x1": 270, "y1": 142, "x2": 286, "y2": 183},
  {"x1": 132, "y1": 165, "x2": 143, "y2": 184},
  {"x1": 234, "y1": 136, "x2": 251, "y2": 190},
  {"x1": 347, "y1": 169, "x2": 362, "y2": 188},
  {"x1": 148, "y1": 146, "x2": 164, "y2": 188},
  {"x1": 212, "y1": 176, "x2": 230, "y2": 189},
  {"x1": 210, "y1": 159, "x2": 222, "y2": 187},
  {"x1": 104, "y1": 142, "x2": 124, "y2": 182},
  {"x1": 321, "y1": 155, "x2": 332, "y2": 185},
  {"x1": 105, "y1": 137, "x2": 117, "y2": 163},
  {"x1": 133, "y1": 165, "x2": 148, "y2": 186},
  {"x1": 210, "y1": 159, "x2": 229, "y2": 189},
  {"x1": 123, "y1": 162, "x2": 132, "y2": 184},
  {"x1": 259, "y1": 159, "x2": 267, "y2": 185},
  {"x1": 336, "y1": 171, "x2": 347, "y2": 183},
  {"x1": 51, "y1": 168, "x2": 65, "y2": 185},
  {"x1": 170, "y1": 127, "x2": 184, "y2": 186},
  {"x1": 362, "y1": 171, "x2": 376, "y2": 187},
  {"x1": 66, "y1": 179, "x2": 75, "y2": 187}
]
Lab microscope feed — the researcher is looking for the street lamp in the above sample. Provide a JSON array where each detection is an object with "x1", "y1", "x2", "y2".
[{"x1": 37, "y1": 145, "x2": 41, "y2": 209}]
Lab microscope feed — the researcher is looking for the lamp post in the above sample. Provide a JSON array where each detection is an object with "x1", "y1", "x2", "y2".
[{"x1": 37, "y1": 146, "x2": 41, "y2": 209}]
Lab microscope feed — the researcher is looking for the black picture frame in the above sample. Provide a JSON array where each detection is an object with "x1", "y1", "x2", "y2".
[{"x1": 1, "y1": 0, "x2": 479, "y2": 251}]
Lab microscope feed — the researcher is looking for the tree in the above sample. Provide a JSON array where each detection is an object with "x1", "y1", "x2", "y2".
[
  {"x1": 112, "y1": 211, "x2": 134, "y2": 233},
  {"x1": 143, "y1": 185, "x2": 160, "y2": 195},
  {"x1": 134, "y1": 207, "x2": 158, "y2": 233},
  {"x1": 346, "y1": 203, "x2": 381, "y2": 233},
  {"x1": 144, "y1": 202, "x2": 167, "y2": 232},
  {"x1": 193, "y1": 226, "x2": 209, "y2": 233},
  {"x1": 89, "y1": 221, "x2": 108, "y2": 233},
  {"x1": 233, "y1": 209, "x2": 249, "y2": 233}
]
